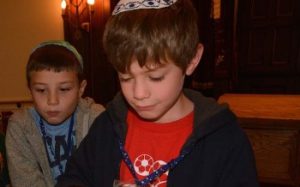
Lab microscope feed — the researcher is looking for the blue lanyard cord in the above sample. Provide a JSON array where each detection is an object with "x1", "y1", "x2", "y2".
[
  {"x1": 119, "y1": 140, "x2": 140, "y2": 184},
  {"x1": 39, "y1": 113, "x2": 75, "y2": 176},
  {"x1": 66, "y1": 114, "x2": 75, "y2": 157},
  {"x1": 118, "y1": 140, "x2": 192, "y2": 187}
]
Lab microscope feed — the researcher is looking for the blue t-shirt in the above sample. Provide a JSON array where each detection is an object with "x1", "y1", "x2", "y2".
[{"x1": 30, "y1": 108, "x2": 77, "y2": 183}]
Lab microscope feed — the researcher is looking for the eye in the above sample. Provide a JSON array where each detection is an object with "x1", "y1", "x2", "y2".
[
  {"x1": 149, "y1": 76, "x2": 164, "y2": 82},
  {"x1": 32, "y1": 86, "x2": 46, "y2": 93},
  {"x1": 35, "y1": 88, "x2": 45, "y2": 93},
  {"x1": 119, "y1": 77, "x2": 132, "y2": 82},
  {"x1": 60, "y1": 87, "x2": 72, "y2": 92},
  {"x1": 118, "y1": 73, "x2": 133, "y2": 82}
]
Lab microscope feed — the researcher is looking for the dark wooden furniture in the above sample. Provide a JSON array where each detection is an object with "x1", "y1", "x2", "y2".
[
  {"x1": 218, "y1": 94, "x2": 300, "y2": 187},
  {"x1": 63, "y1": 0, "x2": 119, "y2": 105},
  {"x1": 62, "y1": 0, "x2": 300, "y2": 104},
  {"x1": 236, "y1": 0, "x2": 300, "y2": 94}
]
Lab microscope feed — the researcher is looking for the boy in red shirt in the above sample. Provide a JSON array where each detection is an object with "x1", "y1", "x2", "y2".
[{"x1": 57, "y1": 0, "x2": 259, "y2": 186}]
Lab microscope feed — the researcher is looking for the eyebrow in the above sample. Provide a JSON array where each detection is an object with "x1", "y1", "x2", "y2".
[
  {"x1": 145, "y1": 63, "x2": 167, "y2": 72},
  {"x1": 31, "y1": 82, "x2": 47, "y2": 86},
  {"x1": 31, "y1": 81, "x2": 74, "y2": 85}
]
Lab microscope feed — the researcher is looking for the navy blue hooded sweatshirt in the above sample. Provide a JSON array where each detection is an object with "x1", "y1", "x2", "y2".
[{"x1": 56, "y1": 89, "x2": 259, "y2": 187}]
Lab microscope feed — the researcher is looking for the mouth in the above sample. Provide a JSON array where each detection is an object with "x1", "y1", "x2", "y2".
[
  {"x1": 134, "y1": 104, "x2": 155, "y2": 111},
  {"x1": 46, "y1": 111, "x2": 60, "y2": 117}
]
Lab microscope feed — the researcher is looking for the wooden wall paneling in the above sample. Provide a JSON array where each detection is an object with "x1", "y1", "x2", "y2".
[
  {"x1": 213, "y1": 0, "x2": 236, "y2": 98},
  {"x1": 190, "y1": 0, "x2": 216, "y2": 97},
  {"x1": 86, "y1": 0, "x2": 119, "y2": 105},
  {"x1": 62, "y1": 0, "x2": 300, "y2": 104},
  {"x1": 191, "y1": 0, "x2": 237, "y2": 99},
  {"x1": 236, "y1": 0, "x2": 300, "y2": 94},
  {"x1": 63, "y1": 0, "x2": 119, "y2": 105}
]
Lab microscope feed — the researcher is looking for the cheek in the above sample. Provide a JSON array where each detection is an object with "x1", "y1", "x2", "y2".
[
  {"x1": 120, "y1": 83, "x2": 131, "y2": 97},
  {"x1": 160, "y1": 80, "x2": 184, "y2": 102},
  {"x1": 64, "y1": 93, "x2": 80, "y2": 105},
  {"x1": 62, "y1": 87, "x2": 82, "y2": 98},
  {"x1": 68, "y1": 90, "x2": 81, "y2": 99},
  {"x1": 32, "y1": 98, "x2": 46, "y2": 115},
  {"x1": 160, "y1": 75, "x2": 184, "y2": 92},
  {"x1": 31, "y1": 93, "x2": 44, "y2": 105},
  {"x1": 30, "y1": 89, "x2": 38, "y2": 98}
]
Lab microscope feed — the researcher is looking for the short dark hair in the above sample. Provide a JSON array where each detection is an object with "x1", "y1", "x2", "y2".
[
  {"x1": 26, "y1": 44, "x2": 84, "y2": 87},
  {"x1": 103, "y1": 0, "x2": 199, "y2": 73}
]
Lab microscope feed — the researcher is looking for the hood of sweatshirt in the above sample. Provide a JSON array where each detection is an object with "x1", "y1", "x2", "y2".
[{"x1": 106, "y1": 89, "x2": 237, "y2": 150}]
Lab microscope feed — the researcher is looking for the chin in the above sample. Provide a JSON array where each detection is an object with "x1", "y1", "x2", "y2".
[
  {"x1": 46, "y1": 118, "x2": 64, "y2": 126},
  {"x1": 136, "y1": 112, "x2": 160, "y2": 122}
]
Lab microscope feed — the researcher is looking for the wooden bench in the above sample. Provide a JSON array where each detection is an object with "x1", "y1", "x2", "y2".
[{"x1": 218, "y1": 94, "x2": 300, "y2": 187}]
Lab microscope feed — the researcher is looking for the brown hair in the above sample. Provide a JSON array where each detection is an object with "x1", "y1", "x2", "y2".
[
  {"x1": 103, "y1": 0, "x2": 199, "y2": 73},
  {"x1": 26, "y1": 44, "x2": 84, "y2": 87}
]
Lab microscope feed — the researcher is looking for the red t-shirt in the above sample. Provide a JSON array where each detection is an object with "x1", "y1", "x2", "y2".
[{"x1": 120, "y1": 110, "x2": 194, "y2": 186}]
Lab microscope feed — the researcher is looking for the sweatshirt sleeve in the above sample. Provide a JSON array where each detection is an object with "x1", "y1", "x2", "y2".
[
  {"x1": 217, "y1": 124, "x2": 259, "y2": 187},
  {"x1": 6, "y1": 112, "x2": 48, "y2": 187},
  {"x1": 57, "y1": 111, "x2": 119, "y2": 187},
  {"x1": 56, "y1": 116, "x2": 102, "y2": 187}
]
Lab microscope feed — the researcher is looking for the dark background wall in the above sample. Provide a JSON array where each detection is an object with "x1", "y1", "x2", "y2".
[{"x1": 63, "y1": 0, "x2": 300, "y2": 106}]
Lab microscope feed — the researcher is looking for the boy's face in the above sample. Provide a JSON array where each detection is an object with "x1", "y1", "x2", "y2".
[
  {"x1": 119, "y1": 58, "x2": 193, "y2": 123},
  {"x1": 29, "y1": 70, "x2": 86, "y2": 125}
]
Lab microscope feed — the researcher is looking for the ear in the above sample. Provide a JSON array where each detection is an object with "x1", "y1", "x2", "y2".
[
  {"x1": 185, "y1": 43, "x2": 204, "y2": 76},
  {"x1": 78, "y1": 80, "x2": 87, "y2": 97}
]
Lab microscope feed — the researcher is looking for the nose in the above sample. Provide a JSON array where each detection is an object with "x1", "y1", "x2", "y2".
[
  {"x1": 47, "y1": 91, "x2": 59, "y2": 105},
  {"x1": 133, "y1": 79, "x2": 150, "y2": 100}
]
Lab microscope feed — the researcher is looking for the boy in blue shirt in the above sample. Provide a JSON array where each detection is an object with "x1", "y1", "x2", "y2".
[{"x1": 6, "y1": 41, "x2": 105, "y2": 187}]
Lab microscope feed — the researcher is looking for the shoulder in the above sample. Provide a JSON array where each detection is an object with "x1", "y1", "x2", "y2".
[
  {"x1": 8, "y1": 108, "x2": 33, "y2": 129},
  {"x1": 184, "y1": 89, "x2": 237, "y2": 129},
  {"x1": 184, "y1": 89, "x2": 224, "y2": 109},
  {"x1": 78, "y1": 97, "x2": 105, "y2": 116},
  {"x1": 90, "y1": 110, "x2": 111, "y2": 129},
  {"x1": 6, "y1": 108, "x2": 37, "y2": 142},
  {"x1": 86, "y1": 110, "x2": 120, "y2": 139}
]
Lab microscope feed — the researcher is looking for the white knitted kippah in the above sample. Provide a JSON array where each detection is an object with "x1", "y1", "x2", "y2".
[
  {"x1": 31, "y1": 40, "x2": 83, "y2": 68},
  {"x1": 112, "y1": 0, "x2": 178, "y2": 15}
]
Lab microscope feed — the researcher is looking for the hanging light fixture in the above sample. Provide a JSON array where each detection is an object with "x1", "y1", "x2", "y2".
[{"x1": 61, "y1": 0, "x2": 95, "y2": 35}]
